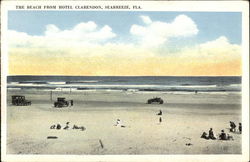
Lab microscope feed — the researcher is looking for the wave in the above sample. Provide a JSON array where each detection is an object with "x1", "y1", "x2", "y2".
[
  {"x1": 229, "y1": 84, "x2": 241, "y2": 87},
  {"x1": 47, "y1": 82, "x2": 66, "y2": 85},
  {"x1": 66, "y1": 80, "x2": 100, "y2": 84},
  {"x1": 7, "y1": 81, "x2": 241, "y2": 93}
]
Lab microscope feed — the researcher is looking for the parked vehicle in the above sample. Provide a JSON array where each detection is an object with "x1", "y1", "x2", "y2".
[
  {"x1": 12, "y1": 95, "x2": 31, "y2": 106},
  {"x1": 147, "y1": 97, "x2": 164, "y2": 104},
  {"x1": 54, "y1": 97, "x2": 69, "y2": 108}
]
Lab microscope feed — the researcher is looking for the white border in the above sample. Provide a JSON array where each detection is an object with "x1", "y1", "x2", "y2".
[{"x1": 1, "y1": 1, "x2": 249, "y2": 162}]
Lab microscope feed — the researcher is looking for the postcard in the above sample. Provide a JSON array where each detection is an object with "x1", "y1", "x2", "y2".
[{"x1": 1, "y1": 1, "x2": 249, "y2": 162}]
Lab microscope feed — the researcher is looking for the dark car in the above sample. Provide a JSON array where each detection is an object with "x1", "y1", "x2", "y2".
[
  {"x1": 11, "y1": 95, "x2": 31, "y2": 106},
  {"x1": 54, "y1": 97, "x2": 69, "y2": 108},
  {"x1": 147, "y1": 97, "x2": 164, "y2": 104}
]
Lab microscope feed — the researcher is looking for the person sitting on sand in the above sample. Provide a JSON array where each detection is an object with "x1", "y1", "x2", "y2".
[
  {"x1": 208, "y1": 128, "x2": 216, "y2": 140},
  {"x1": 63, "y1": 122, "x2": 70, "y2": 130},
  {"x1": 157, "y1": 110, "x2": 162, "y2": 116},
  {"x1": 201, "y1": 132, "x2": 208, "y2": 139},
  {"x1": 230, "y1": 121, "x2": 236, "y2": 132},
  {"x1": 239, "y1": 123, "x2": 242, "y2": 134},
  {"x1": 219, "y1": 130, "x2": 227, "y2": 140},
  {"x1": 56, "y1": 124, "x2": 61, "y2": 130},
  {"x1": 50, "y1": 124, "x2": 56, "y2": 129}
]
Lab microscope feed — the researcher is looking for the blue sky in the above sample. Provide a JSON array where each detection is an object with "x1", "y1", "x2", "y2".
[{"x1": 8, "y1": 11, "x2": 242, "y2": 45}]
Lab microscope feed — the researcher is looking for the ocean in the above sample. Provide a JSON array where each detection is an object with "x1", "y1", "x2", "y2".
[{"x1": 7, "y1": 76, "x2": 241, "y2": 94}]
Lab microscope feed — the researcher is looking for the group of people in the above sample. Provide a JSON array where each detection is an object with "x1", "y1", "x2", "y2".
[
  {"x1": 114, "y1": 109, "x2": 163, "y2": 128},
  {"x1": 201, "y1": 129, "x2": 234, "y2": 141},
  {"x1": 50, "y1": 122, "x2": 85, "y2": 131},
  {"x1": 201, "y1": 121, "x2": 242, "y2": 141},
  {"x1": 201, "y1": 128, "x2": 217, "y2": 140},
  {"x1": 230, "y1": 121, "x2": 242, "y2": 134}
]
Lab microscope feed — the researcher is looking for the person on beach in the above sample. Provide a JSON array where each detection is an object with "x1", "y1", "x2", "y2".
[
  {"x1": 114, "y1": 119, "x2": 125, "y2": 127},
  {"x1": 219, "y1": 130, "x2": 227, "y2": 140},
  {"x1": 70, "y1": 100, "x2": 74, "y2": 106},
  {"x1": 157, "y1": 110, "x2": 162, "y2": 115},
  {"x1": 63, "y1": 122, "x2": 70, "y2": 130},
  {"x1": 239, "y1": 123, "x2": 242, "y2": 134},
  {"x1": 56, "y1": 124, "x2": 61, "y2": 130},
  {"x1": 201, "y1": 132, "x2": 208, "y2": 139},
  {"x1": 114, "y1": 119, "x2": 121, "y2": 126},
  {"x1": 229, "y1": 121, "x2": 236, "y2": 132},
  {"x1": 115, "y1": 119, "x2": 121, "y2": 126},
  {"x1": 159, "y1": 117, "x2": 162, "y2": 124},
  {"x1": 208, "y1": 128, "x2": 216, "y2": 140},
  {"x1": 50, "y1": 124, "x2": 56, "y2": 129}
]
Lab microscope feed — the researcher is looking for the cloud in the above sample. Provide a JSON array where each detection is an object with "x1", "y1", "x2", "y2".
[
  {"x1": 179, "y1": 36, "x2": 241, "y2": 61},
  {"x1": 8, "y1": 21, "x2": 116, "y2": 49},
  {"x1": 130, "y1": 14, "x2": 198, "y2": 47},
  {"x1": 140, "y1": 15, "x2": 152, "y2": 24},
  {"x1": 7, "y1": 17, "x2": 241, "y2": 76}
]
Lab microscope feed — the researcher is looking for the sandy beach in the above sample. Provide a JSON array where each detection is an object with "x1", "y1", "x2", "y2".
[{"x1": 6, "y1": 90, "x2": 241, "y2": 154}]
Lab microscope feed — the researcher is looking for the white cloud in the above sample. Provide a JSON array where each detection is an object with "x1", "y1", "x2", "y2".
[
  {"x1": 8, "y1": 21, "x2": 116, "y2": 49},
  {"x1": 44, "y1": 21, "x2": 116, "y2": 43},
  {"x1": 140, "y1": 15, "x2": 152, "y2": 24},
  {"x1": 8, "y1": 19, "x2": 240, "y2": 62},
  {"x1": 178, "y1": 36, "x2": 241, "y2": 60},
  {"x1": 130, "y1": 14, "x2": 198, "y2": 47}
]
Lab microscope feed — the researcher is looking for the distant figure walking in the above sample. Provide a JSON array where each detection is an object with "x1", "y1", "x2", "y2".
[
  {"x1": 208, "y1": 128, "x2": 216, "y2": 140},
  {"x1": 239, "y1": 123, "x2": 242, "y2": 134},
  {"x1": 230, "y1": 121, "x2": 236, "y2": 132},
  {"x1": 159, "y1": 117, "x2": 162, "y2": 124},
  {"x1": 70, "y1": 100, "x2": 74, "y2": 106}
]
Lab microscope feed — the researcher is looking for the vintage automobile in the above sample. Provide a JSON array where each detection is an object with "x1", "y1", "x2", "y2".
[
  {"x1": 11, "y1": 95, "x2": 31, "y2": 106},
  {"x1": 147, "y1": 97, "x2": 164, "y2": 104},
  {"x1": 54, "y1": 97, "x2": 69, "y2": 108}
]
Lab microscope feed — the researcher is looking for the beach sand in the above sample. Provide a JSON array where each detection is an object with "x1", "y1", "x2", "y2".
[{"x1": 6, "y1": 90, "x2": 241, "y2": 154}]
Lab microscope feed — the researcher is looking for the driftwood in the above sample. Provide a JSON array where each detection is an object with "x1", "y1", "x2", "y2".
[
  {"x1": 47, "y1": 136, "x2": 58, "y2": 139},
  {"x1": 99, "y1": 139, "x2": 104, "y2": 149}
]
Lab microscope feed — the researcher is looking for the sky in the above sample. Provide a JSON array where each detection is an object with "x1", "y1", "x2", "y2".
[{"x1": 8, "y1": 11, "x2": 242, "y2": 76}]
